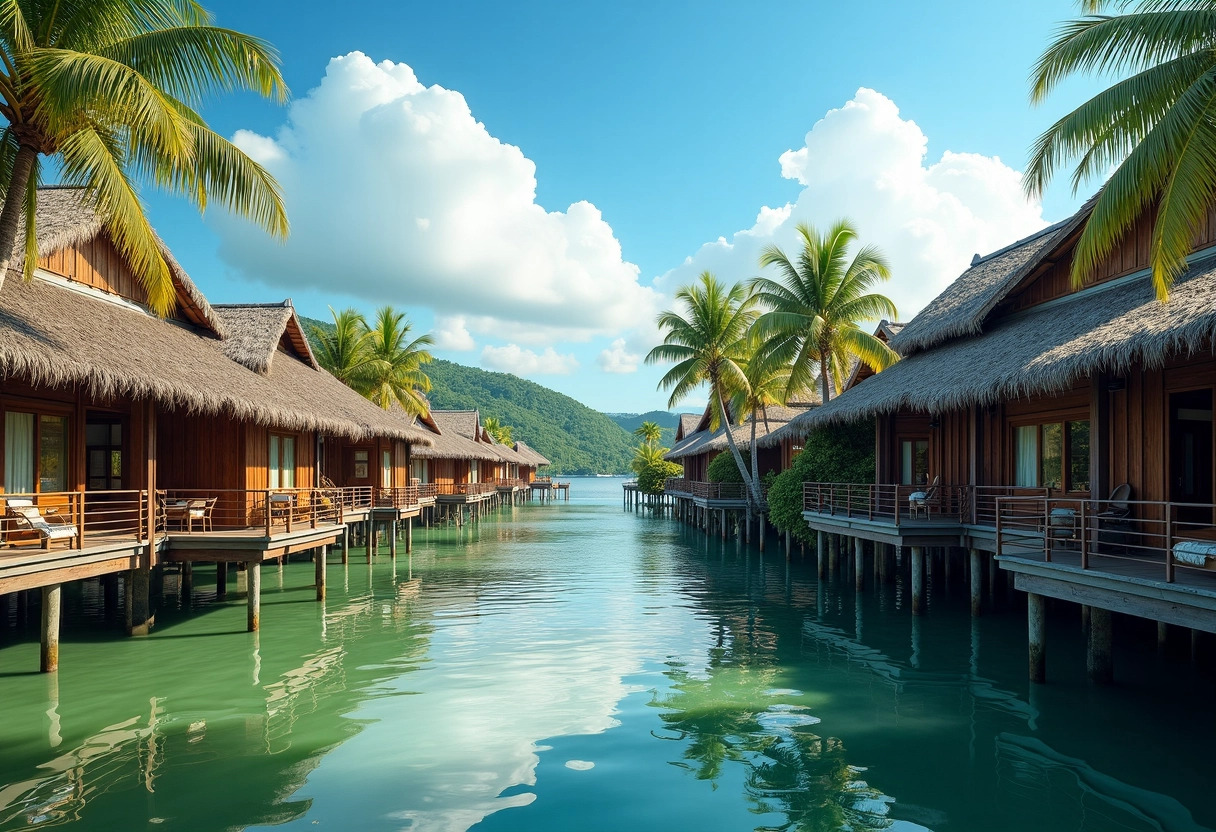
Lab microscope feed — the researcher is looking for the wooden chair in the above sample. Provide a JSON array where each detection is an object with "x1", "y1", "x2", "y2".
[
  {"x1": 268, "y1": 493, "x2": 295, "y2": 526},
  {"x1": 185, "y1": 497, "x2": 217, "y2": 532},
  {"x1": 908, "y1": 477, "x2": 940, "y2": 519},
  {"x1": 1096, "y1": 483, "x2": 1134, "y2": 555},
  {"x1": 5, "y1": 498, "x2": 78, "y2": 549}
]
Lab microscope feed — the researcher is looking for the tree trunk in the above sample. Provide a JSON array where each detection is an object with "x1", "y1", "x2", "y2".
[
  {"x1": 819, "y1": 354, "x2": 832, "y2": 403},
  {"x1": 0, "y1": 145, "x2": 39, "y2": 293},
  {"x1": 717, "y1": 386, "x2": 760, "y2": 509},
  {"x1": 750, "y1": 415, "x2": 760, "y2": 503}
]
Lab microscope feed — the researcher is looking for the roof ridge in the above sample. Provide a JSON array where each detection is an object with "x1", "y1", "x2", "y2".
[{"x1": 970, "y1": 217, "x2": 1070, "y2": 267}]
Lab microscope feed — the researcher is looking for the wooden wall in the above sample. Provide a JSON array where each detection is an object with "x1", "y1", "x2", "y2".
[
  {"x1": 38, "y1": 235, "x2": 149, "y2": 306},
  {"x1": 157, "y1": 409, "x2": 244, "y2": 491},
  {"x1": 998, "y1": 205, "x2": 1216, "y2": 315}
]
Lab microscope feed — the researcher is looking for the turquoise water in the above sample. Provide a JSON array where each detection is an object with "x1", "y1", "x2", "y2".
[{"x1": 0, "y1": 476, "x2": 1212, "y2": 831}]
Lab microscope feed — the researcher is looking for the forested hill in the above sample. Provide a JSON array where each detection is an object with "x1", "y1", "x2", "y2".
[
  {"x1": 301, "y1": 316, "x2": 636, "y2": 474},
  {"x1": 606, "y1": 411, "x2": 679, "y2": 446}
]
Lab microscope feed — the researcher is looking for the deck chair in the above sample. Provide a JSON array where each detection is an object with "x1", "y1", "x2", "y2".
[
  {"x1": 268, "y1": 492, "x2": 295, "y2": 525},
  {"x1": 1096, "y1": 483, "x2": 1134, "y2": 555},
  {"x1": 908, "y1": 477, "x2": 940, "y2": 519},
  {"x1": 185, "y1": 497, "x2": 216, "y2": 532},
  {"x1": 5, "y1": 498, "x2": 78, "y2": 549}
]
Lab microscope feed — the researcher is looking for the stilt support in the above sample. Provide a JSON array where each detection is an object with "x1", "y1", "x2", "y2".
[
  {"x1": 969, "y1": 548, "x2": 982, "y2": 617},
  {"x1": 911, "y1": 547, "x2": 924, "y2": 616},
  {"x1": 40, "y1": 584, "x2": 61, "y2": 673},
  {"x1": 1088, "y1": 606, "x2": 1113, "y2": 684},
  {"x1": 247, "y1": 561, "x2": 261, "y2": 632},
  {"x1": 315, "y1": 548, "x2": 326, "y2": 601},
  {"x1": 1028, "y1": 592, "x2": 1046, "y2": 683}
]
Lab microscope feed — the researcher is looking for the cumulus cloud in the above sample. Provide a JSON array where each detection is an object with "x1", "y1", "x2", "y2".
[
  {"x1": 212, "y1": 52, "x2": 661, "y2": 339},
  {"x1": 597, "y1": 338, "x2": 642, "y2": 374},
  {"x1": 433, "y1": 315, "x2": 475, "y2": 351},
  {"x1": 655, "y1": 88, "x2": 1047, "y2": 322},
  {"x1": 481, "y1": 344, "x2": 578, "y2": 375}
]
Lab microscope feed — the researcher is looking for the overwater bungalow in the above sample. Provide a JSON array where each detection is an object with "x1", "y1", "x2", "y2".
[
  {"x1": 511, "y1": 441, "x2": 550, "y2": 483},
  {"x1": 0, "y1": 188, "x2": 431, "y2": 668},
  {"x1": 769, "y1": 200, "x2": 1216, "y2": 680},
  {"x1": 410, "y1": 410, "x2": 505, "y2": 517}
]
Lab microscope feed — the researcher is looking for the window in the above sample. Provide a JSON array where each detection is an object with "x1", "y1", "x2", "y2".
[
  {"x1": 900, "y1": 439, "x2": 929, "y2": 486},
  {"x1": 411, "y1": 458, "x2": 429, "y2": 483},
  {"x1": 1013, "y1": 419, "x2": 1090, "y2": 491},
  {"x1": 3, "y1": 411, "x2": 70, "y2": 494},
  {"x1": 381, "y1": 450, "x2": 392, "y2": 488},
  {"x1": 269, "y1": 434, "x2": 296, "y2": 489},
  {"x1": 4, "y1": 411, "x2": 34, "y2": 493},
  {"x1": 470, "y1": 459, "x2": 480, "y2": 483},
  {"x1": 86, "y1": 417, "x2": 123, "y2": 490}
]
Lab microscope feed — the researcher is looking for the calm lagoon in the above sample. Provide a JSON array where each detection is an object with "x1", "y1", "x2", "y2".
[{"x1": 0, "y1": 476, "x2": 1212, "y2": 831}]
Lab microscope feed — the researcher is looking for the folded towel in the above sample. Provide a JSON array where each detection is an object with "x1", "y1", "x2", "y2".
[
  {"x1": 908, "y1": 492, "x2": 927, "y2": 503},
  {"x1": 1050, "y1": 508, "x2": 1075, "y2": 527},
  {"x1": 1173, "y1": 540, "x2": 1216, "y2": 567}
]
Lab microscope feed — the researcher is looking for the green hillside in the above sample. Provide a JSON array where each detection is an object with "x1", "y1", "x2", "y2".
[
  {"x1": 606, "y1": 411, "x2": 678, "y2": 446},
  {"x1": 301, "y1": 316, "x2": 636, "y2": 474}
]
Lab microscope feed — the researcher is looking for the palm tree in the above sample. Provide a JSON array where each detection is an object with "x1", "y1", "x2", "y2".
[
  {"x1": 634, "y1": 421, "x2": 663, "y2": 445},
  {"x1": 731, "y1": 339, "x2": 798, "y2": 497},
  {"x1": 646, "y1": 271, "x2": 760, "y2": 506},
  {"x1": 750, "y1": 220, "x2": 897, "y2": 404},
  {"x1": 483, "y1": 416, "x2": 513, "y2": 445},
  {"x1": 631, "y1": 441, "x2": 669, "y2": 475},
  {"x1": 0, "y1": 0, "x2": 289, "y2": 314},
  {"x1": 311, "y1": 307, "x2": 372, "y2": 386},
  {"x1": 1026, "y1": 0, "x2": 1216, "y2": 301},
  {"x1": 360, "y1": 306, "x2": 434, "y2": 417}
]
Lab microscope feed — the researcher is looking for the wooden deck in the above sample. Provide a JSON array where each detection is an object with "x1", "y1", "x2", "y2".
[
  {"x1": 0, "y1": 535, "x2": 151, "y2": 595},
  {"x1": 800, "y1": 507, "x2": 965, "y2": 547},
  {"x1": 161, "y1": 524, "x2": 345, "y2": 563}
]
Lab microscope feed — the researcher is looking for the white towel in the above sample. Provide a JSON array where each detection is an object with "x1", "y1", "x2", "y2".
[{"x1": 1172, "y1": 540, "x2": 1216, "y2": 567}]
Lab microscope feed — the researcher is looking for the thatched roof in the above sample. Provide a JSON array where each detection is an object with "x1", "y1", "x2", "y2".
[
  {"x1": 778, "y1": 251, "x2": 1216, "y2": 435},
  {"x1": 17, "y1": 187, "x2": 227, "y2": 337},
  {"x1": 674, "y1": 413, "x2": 702, "y2": 442},
  {"x1": 666, "y1": 405, "x2": 811, "y2": 460},
  {"x1": 0, "y1": 273, "x2": 434, "y2": 443},
  {"x1": 890, "y1": 217, "x2": 1079, "y2": 357},
  {"x1": 212, "y1": 302, "x2": 319, "y2": 373},
  {"x1": 513, "y1": 441, "x2": 551, "y2": 467},
  {"x1": 412, "y1": 410, "x2": 501, "y2": 461}
]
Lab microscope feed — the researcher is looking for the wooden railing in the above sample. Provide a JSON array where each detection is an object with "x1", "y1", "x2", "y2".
[
  {"x1": 434, "y1": 482, "x2": 498, "y2": 496},
  {"x1": 160, "y1": 487, "x2": 346, "y2": 535},
  {"x1": 376, "y1": 486, "x2": 420, "y2": 509},
  {"x1": 971, "y1": 485, "x2": 1051, "y2": 527},
  {"x1": 0, "y1": 489, "x2": 149, "y2": 550},
  {"x1": 661, "y1": 478, "x2": 746, "y2": 500},
  {"x1": 802, "y1": 482, "x2": 970, "y2": 525},
  {"x1": 996, "y1": 496, "x2": 1216, "y2": 583},
  {"x1": 417, "y1": 483, "x2": 438, "y2": 499}
]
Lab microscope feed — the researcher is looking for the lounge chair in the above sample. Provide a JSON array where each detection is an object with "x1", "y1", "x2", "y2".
[
  {"x1": 5, "y1": 498, "x2": 78, "y2": 549},
  {"x1": 908, "y1": 477, "x2": 940, "y2": 519},
  {"x1": 1096, "y1": 483, "x2": 1134, "y2": 555}
]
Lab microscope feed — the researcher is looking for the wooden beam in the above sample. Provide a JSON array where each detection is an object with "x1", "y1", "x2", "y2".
[{"x1": 1013, "y1": 571, "x2": 1216, "y2": 634}]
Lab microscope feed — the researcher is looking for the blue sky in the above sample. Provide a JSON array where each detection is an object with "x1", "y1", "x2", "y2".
[{"x1": 143, "y1": 0, "x2": 1104, "y2": 415}]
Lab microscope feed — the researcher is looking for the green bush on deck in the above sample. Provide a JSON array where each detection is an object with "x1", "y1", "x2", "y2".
[
  {"x1": 767, "y1": 420, "x2": 876, "y2": 544},
  {"x1": 707, "y1": 449, "x2": 751, "y2": 483},
  {"x1": 638, "y1": 460, "x2": 683, "y2": 495}
]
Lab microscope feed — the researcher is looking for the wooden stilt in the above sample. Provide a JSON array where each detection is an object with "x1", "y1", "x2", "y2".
[
  {"x1": 181, "y1": 562, "x2": 193, "y2": 602},
  {"x1": 816, "y1": 531, "x2": 826, "y2": 579},
  {"x1": 1088, "y1": 607, "x2": 1113, "y2": 684},
  {"x1": 247, "y1": 561, "x2": 261, "y2": 632},
  {"x1": 129, "y1": 565, "x2": 152, "y2": 635},
  {"x1": 40, "y1": 584, "x2": 61, "y2": 673},
  {"x1": 1157, "y1": 621, "x2": 1169, "y2": 651},
  {"x1": 854, "y1": 537, "x2": 864, "y2": 592},
  {"x1": 969, "y1": 548, "x2": 982, "y2": 616},
  {"x1": 315, "y1": 548, "x2": 326, "y2": 602},
  {"x1": 406, "y1": 517, "x2": 413, "y2": 553},
  {"x1": 366, "y1": 519, "x2": 374, "y2": 563},
  {"x1": 758, "y1": 514, "x2": 765, "y2": 553},
  {"x1": 216, "y1": 561, "x2": 228, "y2": 601},
  {"x1": 911, "y1": 547, "x2": 924, "y2": 616},
  {"x1": 389, "y1": 519, "x2": 398, "y2": 558},
  {"x1": 1028, "y1": 592, "x2": 1046, "y2": 683},
  {"x1": 828, "y1": 534, "x2": 839, "y2": 575},
  {"x1": 785, "y1": 531, "x2": 792, "y2": 560},
  {"x1": 342, "y1": 525, "x2": 350, "y2": 564}
]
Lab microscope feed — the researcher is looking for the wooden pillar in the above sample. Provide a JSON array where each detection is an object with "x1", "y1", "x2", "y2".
[
  {"x1": 341, "y1": 526, "x2": 350, "y2": 564},
  {"x1": 854, "y1": 537, "x2": 864, "y2": 592},
  {"x1": 129, "y1": 565, "x2": 152, "y2": 635},
  {"x1": 720, "y1": 509, "x2": 726, "y2": 541},
  {"x1": 828, "y1": 534, "x2": 839, "y2": 575},
  {"x1": 247, "y1": 561, "x2": 261, "y2": 632},
  {"x1": 816, "y1": 531, "x2": 826, "y2": 579},
  {"x1": 785, "y1": 531, "x2": 792, "y2": 560},
  {"x1": 758, "y1": 514, "x2": 765, "y2": 553},
  {"x1": 969, "y1": 548, "x2": 982, "y2": 617},
  {"x1": 910, "y1": 547, "x2": 924, "y2": 616},
  {"x1": 315, "y1": 548, "x2": 326, "y2": 602},
  {"x1": 216, "y1": 561, "x2": 228, "y2": 601},
  {"x1": 1028, "y1": 592, "x2": 1046, "y2": 683},
  {"x1": 366, "y1": 519, "x2": 374, "y2": 563},
  {"x1": 40, "y1": 584, "x2": 61, "y2": 673},
  {"x1": 103, "y1": 573, "x2": 120, "y2": 618},
  {"x1": 181, "y1": 562, "x2": 193, "y2": 602},
  {"x1": 1157, "y1": 621, "x2": 1169, "y2": 651},
  {"x1": 389, "y1": 519, "x2": 398, "y2": 558},
  {"x1": 406, "y1": 517, "x2": 413, "y2": 553},
  {"x1": 1088, "y1": 607, "x2": 1113, "y2": 684}
]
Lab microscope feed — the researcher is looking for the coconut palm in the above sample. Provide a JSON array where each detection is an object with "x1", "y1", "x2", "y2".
[
  {"x1": 646, "y1": 271, "x2": 760, "y2": 506},
  {"x1": 731, "y1": 339, "x2": 799, "y2": 497},
  {"x1": 631, "y1": 441, "x2": 669, "y2": 475},
  {"x1": 311, "y1": 307, "x2": 372, "y2": 386},
  {"x1": 0, "y1": 0, "x2": 289, "y2": 314},
  {"x1": 634, "y1": 420, "x2": 663, "y2": 445},
  {"x1": 1026, "y1": 0, "x2": 1216, "y2": 301},
  {"x1": 483, "y1": 417, "x2": 513, "y2": 445},
  {"x1": 360, "y1": 307, "x2": 434, "y2": 417},
  {"x1": 750, "y1": 221, "x2": 898, "y2": 404}
]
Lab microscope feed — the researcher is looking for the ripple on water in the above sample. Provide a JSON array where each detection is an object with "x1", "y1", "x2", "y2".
[{"x1": 564, "y1": 760, "x2": 594, "y2": 771}]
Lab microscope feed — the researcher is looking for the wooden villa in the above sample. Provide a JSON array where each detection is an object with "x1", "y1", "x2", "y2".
[
  {"x1": 0, "y1": 187, "x2": 432, "y2": 670},
  {"x1": 511, "y1": 441, "x2": 551, "y2": 484},
  {"x1": 771, "y1": 201, "x2": 1216, "y2": 681}
]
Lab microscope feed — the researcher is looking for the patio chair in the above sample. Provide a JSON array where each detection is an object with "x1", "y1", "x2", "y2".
[
  {"x1": 268, "y1": 493, "x2": 295, "y2": 525},
  {"x1": 5, "y1": 498, "x2": 78, "y2": 549},
  {"x1": 185, "y1": 497, "x2": 217, "y2": 532},
  {"x1": 1096, "y1": 483, "x2": 1134, "y2": 555},
  {"x1": 908, "y1": 477, "x2": 940, "y2": 519}
]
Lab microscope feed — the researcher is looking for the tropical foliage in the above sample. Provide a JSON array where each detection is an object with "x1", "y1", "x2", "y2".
[
  {"x1": 634, "y1": 420, "x2": 663, "y2": 444},
  {"x1": 646, "y1": 272, "x2": 761, "y2": 506},
  {"x1": 483, "y1": 416, "x2": 513, "y2": 445},
  {"x1": 1026, "y1": 0, "x2": 1216, "y2": 300},
  {"x1": 637, "y1": 459, "x2": 682, "y2": 495},
  {"x1": 707, "y1": 449, "x2": 750, "y2": 484},
  {"x1": 309, "y1": 306, "x2": 433, "y2": 417},
  {"x1": 0, "y1": 0, "x2": 288, "y2": 313},
  {"x1": 750, "y1": 221, "x2": 897, "y2": 403},
  {"x1": 631, "y1": 441, "x2": 670, "y2": 475}
]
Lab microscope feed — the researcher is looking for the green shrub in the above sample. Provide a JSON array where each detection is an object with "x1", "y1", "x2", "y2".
[
  {"x1": 638, "y1": 460, "x2": 683, "y2": 494},
  {"x1": 766, "y1": 419, "x2": 876, "y2": 543},
  {"x1": 707, "y1": 449, "x2": 751, "y2": 483}
]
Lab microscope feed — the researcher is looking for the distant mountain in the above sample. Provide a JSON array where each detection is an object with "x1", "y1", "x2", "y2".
[
  {"x1": 301, "y1": 316, "x2": 637, "y2": 474},
  {"x1": 606, "y1": 410, "x2": 679, "y2": 446}
]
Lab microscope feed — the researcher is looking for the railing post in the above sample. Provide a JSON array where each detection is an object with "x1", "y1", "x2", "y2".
[
  {"x1": 1080, "y1": 500, "x2": 1089, "y2": 568},
  {"x1": 868, "y1": 484, "x2": 873, "y2": 521},
  {"x1": 75, "y1": 491, "x2": 84, "y2": 550},
  {"x1": 1043, "y1": 498, "x2": 1051, "y2": 562},
  {"x1": 1166, "y1": 503, "x2": 1175, "y2": 583},
  {"x1": 895, "y1": 486, "x2": 901, "y2": 528},
  {"x1": 265, "y1": 490, "x2": 273, "y2": 537}
]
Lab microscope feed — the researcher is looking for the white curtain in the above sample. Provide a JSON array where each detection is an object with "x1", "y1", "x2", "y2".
[
  {"x1": 282, "y1": 437, "x2": 296, "y2": 489},
  {"x1": 4, "y1": 412, "x2": 34, "y2": 493},
  {"x1": 900, "y1": 441, "x2": 913, "y2": 485},
  {"x1": 381, "y1": 450, "x2": 392, "y2": 488},
  {"x1": 269, "y1": 435, "x2": 280, "y2": 489},
  {"x1": 1015, "y1": 425, "x2": 1038, "y2": 487}
]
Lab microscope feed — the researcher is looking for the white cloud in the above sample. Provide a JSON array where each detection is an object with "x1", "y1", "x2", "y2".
[
  {"x1": 597, "y1": 338, "x2": 642, "y2": 374},
  {"x1": 433, "y1": 315, "x2": 475, "y2": 351},
  {"x1": 655, "y1": 88, "x2": 1047, "y2": 322},
  {"x1": 213, "y1": 52, "x2": 661, "y2": 340},
  {"x1": 481, "y1": 344, "x2": 579, "y2": 375}
]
